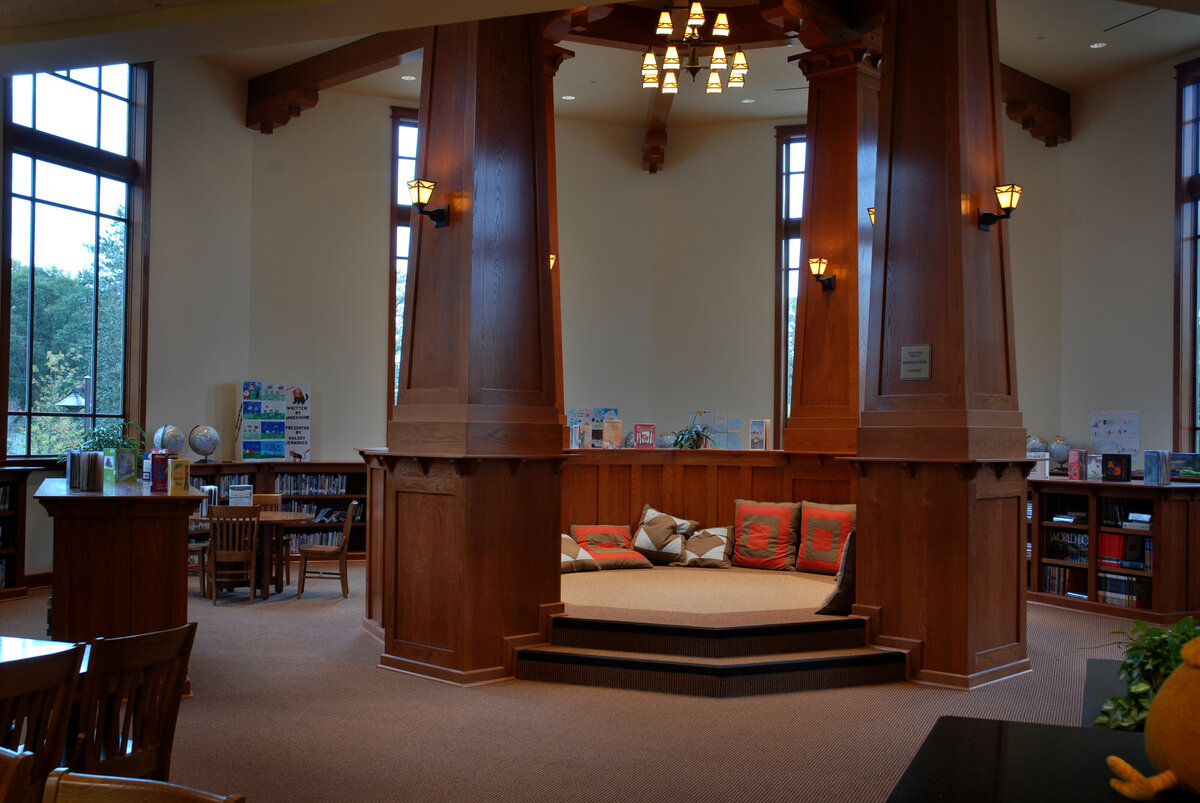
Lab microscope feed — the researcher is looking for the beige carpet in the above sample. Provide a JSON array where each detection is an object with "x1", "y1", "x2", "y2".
[
  {"x1": 0, "y1": 564, "x2": 1135, "y2": 803},
  {"x1": 562, "y1": 565, "x2": 837, "y2": 625}
]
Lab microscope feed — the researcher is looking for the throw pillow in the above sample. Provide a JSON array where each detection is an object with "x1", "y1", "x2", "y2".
[
  {"x1": 632, "y1": 504, "x2": 699, "y2": 564},
  {"x1": 731, "y1": 499, "x2": 800, "y2": 571},
  {"x1": 815, "y1": 529, "x2": 856, "y2": 615},
  {"x1": 570, "y1": 524, "x2": 653, "y2": 570},
  {"x1": 795, "y1": 501, "x2": 857, "y2": 574},
  {"x1": 671, "y1": 525, "x2": 734, "y2": 569},
  {"x1": 560, "y1": 534, "x2": 599, "y2": 573}
]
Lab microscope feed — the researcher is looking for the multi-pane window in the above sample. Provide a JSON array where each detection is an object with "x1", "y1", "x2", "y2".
[
  {"x1": 390, "y1": 107, "x2": 418, "y2": 406},
  {"x1": 1176, "y1": 59, "x2": 1200, "y2": 450},
  {"x1": 776, "y1": 125, "x2": 806, "y2": 429},
  {"x1": 3, "y1": 65, "x2": 148, "y2": 459}
]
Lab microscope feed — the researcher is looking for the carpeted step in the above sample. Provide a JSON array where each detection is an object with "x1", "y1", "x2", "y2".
[
  {"x1": 516, "y1": 643, "x2": 907, "y2": 697},
  {"x1": 548, "y1": 615, "x2": 869, "y2": 658}
]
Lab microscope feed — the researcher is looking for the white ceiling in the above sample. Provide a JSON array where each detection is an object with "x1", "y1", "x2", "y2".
[{"x1": 198, "y1": 0, "x2": 1200, "y2": 129}]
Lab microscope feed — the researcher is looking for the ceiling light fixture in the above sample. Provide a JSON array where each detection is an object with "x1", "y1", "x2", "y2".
[
  {"x1": 1089, "y1": 41, "x2": 1107, "y2": 49},
  {"x1": 640, "y1": 3, "x2": 746, "y2": 95}
]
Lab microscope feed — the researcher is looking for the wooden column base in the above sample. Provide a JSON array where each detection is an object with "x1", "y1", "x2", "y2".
[{"x1": 849, "y1": 458, "x2": 1029, "y2": 688}]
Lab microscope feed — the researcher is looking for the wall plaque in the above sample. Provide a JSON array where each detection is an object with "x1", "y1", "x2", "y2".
[{"x1": 900, "y1": 344, "x2": 931, "y2": 380}]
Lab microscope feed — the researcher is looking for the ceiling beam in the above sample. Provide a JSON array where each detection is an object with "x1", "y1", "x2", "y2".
[
  {"x1": 566, "y1": 4, "x2": 795, "y2": 52},
  {"x1": 246, "y1": 28, "x2": 427, "y2": 133},
  {"x1": 999, "y1": 64, "x2": 1071, "y2": 147}
]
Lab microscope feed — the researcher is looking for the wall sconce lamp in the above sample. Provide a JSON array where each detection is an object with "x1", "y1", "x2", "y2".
[
  {"x1": 978, "y1": 183, "x2": 1022, "y2": 231},
  {"x1": 809, "y1": 257, "x2": 835, "y2": 292},
  {"x1": 867, "y1": 207, "x2": 876, "y2": 225},
  {"x1": 407, "y1": 178, "x2": 449, "y2": 228},
  {"x1": 549, "y1": 254, "x2": 558, "y2": 271}
]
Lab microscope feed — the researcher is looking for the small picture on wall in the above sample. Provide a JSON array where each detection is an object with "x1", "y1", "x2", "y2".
[{"x1": 634, "y1": 423, "x2": 656, "y2": 449}]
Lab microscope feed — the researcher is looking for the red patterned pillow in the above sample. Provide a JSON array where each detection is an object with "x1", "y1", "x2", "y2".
[
  {"x1": 731, "y1": 500, "x2": 800, "y2": 571},
  {"x1": 570, "y1": 524, "x2": 652, "y2": 570},
  {"x1": 795, "y1": 501, "x2": 857, "y2": 574}
]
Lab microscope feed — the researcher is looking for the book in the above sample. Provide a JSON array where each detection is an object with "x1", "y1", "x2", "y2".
[
  {"x1": 1086, "y1": 453, "x2": 1103, "y2": 481},
  {"x1": 749, "y1": 419, "x2": 770, "y2": 450},
  {"x1": 591, "y1": 408, "x2": 618, "y2": 449},
  {"x1": 602, "y1": 419, "x2": 622, "y2": 449},
  {"x1": 228, "y1": 483, "x2": 254, "y2": 506},
  {"x1": 1102, "y1": 453, "x2": 1132, "y2": 482},
  {"x1": 1143, "y1": 449, "x2": 1171, "y2": 486},
  {"x1": 1026, "y1": 451, "x2": 1049, "y2": 479},
  {"x1": 633, "y1": 423, "x2": 656, "y2": 449},
  {"x1": 150, "y1": 453, "x2": 169, "y2": 493},
  {"x1": 168, "y1": 458, "x2": 191, "y2": 495},
  {"x1": 1067, "y1": 448, "x2": 1088, "y2": 480}
]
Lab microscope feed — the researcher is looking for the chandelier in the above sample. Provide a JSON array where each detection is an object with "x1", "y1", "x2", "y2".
[{"x1": 640, "y1": 2, "x2": 748, "y2": 95}]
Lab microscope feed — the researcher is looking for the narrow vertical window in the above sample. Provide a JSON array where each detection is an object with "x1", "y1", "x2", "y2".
[
  {"x1": 1175, "y1": 59, "x2": 1200, "y2": 450},
  {"x1": 3, "y1": 64, "x2": 149, "y2": 459},
  {"x1": 775, "y1": 125, "x2": 806, "y2": 436},
  {"x1": 390, "y1": 107, "x2": 418, "y2": 407}
]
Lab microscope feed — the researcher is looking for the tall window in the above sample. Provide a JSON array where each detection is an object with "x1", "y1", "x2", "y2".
[
  {"x1": 776, "y1": 125, "x2": 806, "y2": 434},
  {"x1": 1176, "y1": 59, "x2": 1200, "y2": 450},
  {"x1": 3, "y1": 64, "x2": 149, "y2": 460},
  {"x1": 389, "y1": 107, "x2": 418, "y2": 407}
]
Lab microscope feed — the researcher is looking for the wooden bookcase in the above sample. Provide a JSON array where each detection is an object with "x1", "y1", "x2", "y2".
[
  {"x1": 1027, "y1": 477, "x2": 1200, "y2": 623},
  {"x1": 188, "y1": 461, "x2": 366, "y2": 557},
  {"x1": 0, "y1": 467, "x2": 36, "y2": 601}
]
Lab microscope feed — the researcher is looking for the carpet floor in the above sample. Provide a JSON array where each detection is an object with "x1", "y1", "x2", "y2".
[{"x1": 0, "y1": 564, "x2": 1134, "y2": 802}]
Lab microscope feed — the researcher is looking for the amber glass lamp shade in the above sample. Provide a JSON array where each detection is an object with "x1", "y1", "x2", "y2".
[
  {"x1": 407, "y1": 178, "x2": 435, "y2": 206},
  {"x1": 641, "y1": 50, "x2": 658, "y2": 76},
  {"x1": 712, "y1": 11, "x2": 730, "y2": 35},
  {"x1": 656, "y1": 10, "x2": 673, "y2": 35},
  {"x1": 662, "y1": 72, "x2": 679, "y2": 94},
  {"x1": 710, "y1": 45, "x2": 728, "y2": 70},
  {"x1": 663, "y1": 46, "x2": 681, "y2": 71},
  {"x1": 868, "y1": 207, "x2": 876, "y2": 225},
  {"x1": 808, "y1": 257, "x2": 829, "y2": 277},
  {"x1": 642, "y1": 73, "x2": 660, "y2": 89},
  {"x1": 705, "y1": 71, "x2": 722, "y2": 93},
  {"x1": 687, "y1": 2, "x2": 705, "y2": 27},
  {"x1": 994, "y1": 183, "x2": 1022, "y2": 211}
]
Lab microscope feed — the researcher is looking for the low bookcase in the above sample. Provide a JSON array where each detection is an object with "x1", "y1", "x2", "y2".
[{"x1": 1027, "y1": 477, "x2": 1200, "y2": 623}]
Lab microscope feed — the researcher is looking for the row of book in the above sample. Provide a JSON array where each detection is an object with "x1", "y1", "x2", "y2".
[
  {"x1": 1098, "y1": 531, "x2": 1154, "y2": 571},
  {"x1": 0, "y1": 486, "x2": 11, "y2": 512},
  {"x1": 189, "y1": 473, "x2": 254, "y2": 500},
  {"x1": 1099, "y1": 498, "x2": 1152, "y2": 529},
  {"x1": 64, "y1": 450, "x2": 105, "y2": 491},
  {"x1": 287, "y1": 530, "x2": 346, "y2": 553},
  {"x1": 1097, "y1": 572, "x2": 1153, "y2": 608},
  {"x1": 1043, "y1": 529, "x2": 1089, "y2": 563},
  {"x1": 281, "y1": 501, "x2": 363, "y2": 523},
  {"x1": 1043, "y1": 565, "x2": 1088, "y2": 598},
  {"x1": 273, "y1": 473, "x2": 349, "y2": 495}
]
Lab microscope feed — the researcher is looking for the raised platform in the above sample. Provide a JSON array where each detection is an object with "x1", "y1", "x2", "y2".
[{"x1": 516, "y1": 566, "x2": 907, "y2": 696}]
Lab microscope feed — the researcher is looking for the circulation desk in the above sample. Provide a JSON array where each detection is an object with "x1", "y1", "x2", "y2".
[{"x1": 35, "y1": 478, "x2": 205, "y2": 642}]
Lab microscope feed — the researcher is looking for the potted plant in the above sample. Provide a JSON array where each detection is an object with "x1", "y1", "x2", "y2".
[
  {"x1": 1095, "y1": 617, "x2": 1199, "y2": 731},
  {"x1": 60, "y1": 419, "x2": 146, "y2": 486},
  {"x1": 673, "y1": 423, "x2": 713, "y2": 450}
]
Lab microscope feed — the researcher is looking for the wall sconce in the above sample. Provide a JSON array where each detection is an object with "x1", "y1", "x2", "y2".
[
  {"x1": 549, "y1": 254, "x2": 558, "y2": 271},
  {"x1": 978, "y1": 183, "x2": 1022, "y2": 231},
  {"x1": 407, "y1": 178, "x2": 449, "y2": 228},
  {"x1": 809, "y1": 257, "x2": 835, "y2": 292},
  {"x1": 867, "y1": 207, "x2": 876, "y2": 225}
]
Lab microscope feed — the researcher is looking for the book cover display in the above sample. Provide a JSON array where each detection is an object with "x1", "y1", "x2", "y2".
[{"x1": 236, "y1": 381, "x2": 311, "y2": 461}]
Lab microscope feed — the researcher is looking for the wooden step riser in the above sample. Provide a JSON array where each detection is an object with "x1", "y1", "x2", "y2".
[
  {"x1": 549, "y1": 619, "x2": 867, "y2": 658},
  {"x1": 517, "y1": 653, "x2": 906, "y2": 698}
]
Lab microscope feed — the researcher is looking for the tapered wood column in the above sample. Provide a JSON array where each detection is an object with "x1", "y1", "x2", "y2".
[
  {"x1": 377, "y1": 16, "x2": 563, "y2": 685},
  {"x1": 852, "y1": 0, "x2": 1029, "y2": 688},
  {"x1": 783, "y1": 41, "x2": 880, "y2": 455}
]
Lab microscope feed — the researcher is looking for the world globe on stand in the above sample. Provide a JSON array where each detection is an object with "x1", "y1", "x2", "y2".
[
  {"x1": 1048, "y1": 435, "x2": 1073, "y2": 470},
  {"x1": 188, "y1": 425, "x2": 220, "y2": 462},
  {"x1": 153, "y1": 424, "x2": 185, "y2": 455}
]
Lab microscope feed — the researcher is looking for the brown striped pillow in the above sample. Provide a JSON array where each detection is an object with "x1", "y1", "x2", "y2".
[
  {"x1": 570, "y1": 524, "x2": 653, "y2": 570},
  {"x1": 731, "y1": 499, "x2": 800, "y2": 571},
  {"x1": 561, "y1": 534, "x2": 599, "y2": 573},
  {"x1": 671, "y1": 525, "x2": 734, "y2": 569},
  {"x1": 632, "y1": 504, "x2": 699, "y2": 564}
]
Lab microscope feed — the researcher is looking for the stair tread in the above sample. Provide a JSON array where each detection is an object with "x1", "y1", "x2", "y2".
[{"x1": 521, "y1": 643, "x2": 899, "y2": 667}]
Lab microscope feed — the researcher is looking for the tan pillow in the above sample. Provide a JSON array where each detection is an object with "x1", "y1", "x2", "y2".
[
  {"x1": 560, "y1": 534, "x2": 599, "y2": 573},
  {"x1": 632, "y1": 504, "x2": 699, "y2": 564},
  {"x1": 671, "y1": 525, "x2": 734, "y2": 569}
]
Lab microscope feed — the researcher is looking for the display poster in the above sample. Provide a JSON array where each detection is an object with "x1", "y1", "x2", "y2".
[
  {"x1": 236, "y1": 381, "x2": 311, "y2": 461},
  {"x1": 1090, "y1": 410, "x2": 1140, "y2": 466}
]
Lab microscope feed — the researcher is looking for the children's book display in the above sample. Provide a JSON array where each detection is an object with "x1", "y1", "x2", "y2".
[{"x1": 235, "y1": 381, "x2": 311, "y2": 461}]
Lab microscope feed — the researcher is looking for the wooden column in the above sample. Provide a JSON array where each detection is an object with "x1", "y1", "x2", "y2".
[
  {"x1": 783, "y1": 41, "x2": 880, "y2": 456},
  {"x1": 853, "y1": 0, "x2": 1029, "y2": 688},
  {"x1": 378, "y1": 16, "x2": 564, "y2": 685}
]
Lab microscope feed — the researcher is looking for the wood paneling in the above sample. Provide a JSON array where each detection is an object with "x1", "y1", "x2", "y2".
[{"x1": 562, "y1": 450, "x2": 856, "y2": 531}]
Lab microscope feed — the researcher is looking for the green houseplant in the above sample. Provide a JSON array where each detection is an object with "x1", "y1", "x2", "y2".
[
  {"x1": 1095, "y1": 617, "x2": 1199, "y2": 731},
  {"x1": 673, "y1": 423, "x2": 713, "y2": 450},
  {"x1": 58, "y1": 419, "x2": 145, "y2": 461}
]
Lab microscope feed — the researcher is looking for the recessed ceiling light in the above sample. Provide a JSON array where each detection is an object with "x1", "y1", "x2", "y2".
[
  {"x1": 741, "y1": 98, "x2": 755, "y2": 104},
  {"x1": 400, "y1": 74, "x2": 417, "y2": 81},
  {"x1": 561, "y1": 95, "x2": 576, "y2": 101},
  {"x1": 1089, "y1": 41, "x2": 1107, "y2": 49}
]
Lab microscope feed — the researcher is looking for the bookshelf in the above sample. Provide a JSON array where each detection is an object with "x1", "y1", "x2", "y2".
[
  {"x1": 0, "y1": 467, "x2": 36, "y2": 601},
  {"x1": 1027, "y1": 478, "x2": 1200, "y2": 623},
  {"x1": 188, "y1": 461, "x2": 366, "y2": 557}
]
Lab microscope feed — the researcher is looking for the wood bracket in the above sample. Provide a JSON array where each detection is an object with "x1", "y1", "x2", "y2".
[
  {"x1": 451, "y1": 458, "x2": 479, "y2": 477},
  {"x1": 506, "y1": 458, "x2": 527, "y2": 476},
  {"x1": 414, "y1": 457, "x2": 434, "y2": 476}
]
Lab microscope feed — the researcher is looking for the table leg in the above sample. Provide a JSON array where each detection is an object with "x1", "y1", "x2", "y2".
[{"x1": 259, "y1": 528, "x2": 272, "y2": 600}]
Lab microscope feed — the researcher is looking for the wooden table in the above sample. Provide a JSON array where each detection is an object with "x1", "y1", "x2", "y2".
[
  {"x1": 0, "y1": 635, "x2": 81, "y2": 667},
  {"x1": 35, "y1": 479, "x2": 205, "y2": 641}
]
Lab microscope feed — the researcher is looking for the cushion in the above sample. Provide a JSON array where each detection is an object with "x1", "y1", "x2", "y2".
[
  {"x1": 671, "y1": 525, "x2": 733, "y2": 569},
  {"x1": 632, "y1": 504, "x2": 698, "y2": 564},
  {"x1": 731, "y1": 499, "x2": 800, "y2": 571},
  {"x1": 560, "y1": 534, "x2": 599, "y2": 573},
  {"x1": 815, "y1": 529, "x2": 856, "y2": 615},
  {"x1": 569, "y1": 524, "x2": 653, "y2": 570},
  {"x1": 795, "y1": 501, "x2": 857, "y2": 574}
]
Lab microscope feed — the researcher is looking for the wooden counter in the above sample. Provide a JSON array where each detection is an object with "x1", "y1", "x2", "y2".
[{"x1": 35, "y1": 478, "x2": 205, "y2": 642}]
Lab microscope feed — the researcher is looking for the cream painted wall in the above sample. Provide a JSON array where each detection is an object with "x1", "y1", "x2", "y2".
[
  {"x1": 247, "y1": 90, "x2": 392, "y2": 460},
  {"x1": 557, "y1": 118, "x2": 780, "y2": 438}
]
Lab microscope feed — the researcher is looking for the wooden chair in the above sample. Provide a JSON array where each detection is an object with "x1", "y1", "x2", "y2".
[
  {"x1": 205, "y1": 506, "x2": 260, "y2": 605},
  {"x1": 0, "y1": 644, "x2": 85, "y2": 803},
  {"x1": 70, "y1": 623, "x2": 196, "y2": 782},
  {"x1": 41, "y1": 769, "x2": 245, "y2": 803},
  {"x1": 297, "y1": 499, "x2": 359, "y2": 599},
  {"x1": 0, "y1": 748, "x2": 33, "y2": 803},
  {"x1": 252, "y1": 493, "x2": 290, "y2": 585}
]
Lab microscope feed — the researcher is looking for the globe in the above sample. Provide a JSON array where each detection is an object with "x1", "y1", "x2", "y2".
[
  {"x1": 153, "y1": 424, "x2": 185, "y2": 455},
  {"x1": 1048, "y1": 435, "x2": 1073, "y2": 470},
  {"x1": 188, "y1": 425, "x2": 220, "y2": 462},
  {"x1": 1026, "y1": 434, "x2": 1048, "y2": 453}
]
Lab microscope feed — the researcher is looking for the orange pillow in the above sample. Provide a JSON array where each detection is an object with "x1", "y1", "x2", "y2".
[
  {"x1": 731, "y1": 500, "x2": 800, "y2": 571},
  {"x1": 570, "y1": 525, "x2": 652, "y2": 570},
  {"x1": 795, "y1": 501, "x2": 856, "y2": 574}
]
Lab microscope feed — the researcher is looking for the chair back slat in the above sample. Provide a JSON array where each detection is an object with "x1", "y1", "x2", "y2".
[
  {"x1": 0, "y1": 644, "x2": 84, "y2": 803},
  {"x1": 73, "y1": 623, "x2": 196, "y2": 783},
  {"x1": 41, "y1": 768, "x2": 246, "y2": 803},
  {"x1": 336, "y1": 500, "x2": 360, "y2": 555},
  {"x1": 251, "y1": 494, "x2": 281, "y2": 510},
  {"x1": 0, "y1": 746, "x2": 32, "y2": 803}
]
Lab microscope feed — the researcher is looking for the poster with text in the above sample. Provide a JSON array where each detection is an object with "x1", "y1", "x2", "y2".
[{"x1": 236, "y1": 381, "x2": 311, "y2": 461}]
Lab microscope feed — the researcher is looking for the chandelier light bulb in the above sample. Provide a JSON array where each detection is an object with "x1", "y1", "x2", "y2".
[
  {"x1": 641, "y1": 50, "x2": 659, "y2": 76},
  {"x1": 706, "y1": 70, "x2": 722, "y2": 93},
  {"x1": 731, "y1": 47, "x2": 749, "y2": 76},
  {"x1": 712, "y1": 11, "x2": 730, "y2": 36},
  {"x1": 662, "y1": 71, "x2": 679, "y2": 94},
  {"x1": 663, "y1": 45, "x2": 681, "y2": 71},
  {"x1": 687, "y1": 1, "x2": 705, "y2": 27},
  {"x1": 728, "y1": 71, "x2": 744, "y2": 88},
  {"x1": 642, "y1": 72, "x2": 660, "y2": 89},
  {"x1": 656, "y1": 10, "x2": 674, "y2": 36},
  {"x1": 710, "y1": 45, "x2": 728, "y2": 70}
]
